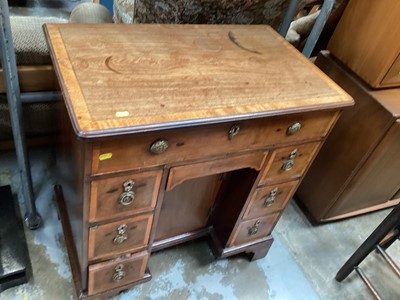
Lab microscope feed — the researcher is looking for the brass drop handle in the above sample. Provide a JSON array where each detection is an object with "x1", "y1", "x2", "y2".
[
  {"x1": 264, "y1": 188, "x2": 278, "y2": 207},
  {"x1": 287, "y1": 122, "x2": 302, "y2": 135},
  {"x1": 228, "y1": 124, "x2": 241, "y2": 140},
  {"x1": 150, "y1": 139, "x2": 169, "y2": 154},
  {"x1": 113, "y1": 224, "x2": 128, "y2": 245},
  {"x1": 248, "y1": 220, "x2": 261, "y2": 236},
  {"x1": 112, "y1": 264, "x2": 126, "y2": 282},
  {"x1": 282, "y1": 148, "x2": 298, "y2": 171},
  {"x1": 119, "y1": 179, "x2": 135, "y2": 206}
]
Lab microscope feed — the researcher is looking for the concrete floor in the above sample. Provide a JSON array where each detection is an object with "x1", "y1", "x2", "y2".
[{"x1": 0, "y1": 147, "x2": 399, "y2": 300}]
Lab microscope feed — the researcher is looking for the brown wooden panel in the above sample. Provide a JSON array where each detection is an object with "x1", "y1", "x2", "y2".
[
  {"x1": 90, "y1": 170, "x2": 162, "y2": 222},
  {"x1": 259, "y1": 142, "x2": 320, "y2": 185},
  {"x1": 325, "y1": 121, "x2": 400, "y2": 218},
  {"x1": 244, "y1": 181, "x2": 298, "y2": 220},
  {"x1": 211, "y1": 169, "x2": 259, "y2": 247},
  {"x1": 155, "y1": 175, "x2": 222, "y2": 242},
  {"x1": 88, "y1": 214, "x2": 153, "y2": 261},
  {"x1": 0, "y1": 65, "x2": 59, "y2": 93},
  {"x1": 328, "y1": 0, "x2": 400, "y2": 88},
  {"x1": 229, "y1": 213, "x2": 280, "y2": 247},
  {"x1": 297, "y1": 52, "x2": 396, "y2": 221},
  {"x1": 166, "y1": 151, "x2": 267, "y2": 191},
  {"x1": 57, "y1": 107, "x2": 92, "y2": 289},
  {"x1": 381, "y1": 53, "x2": 400, "y2": 87},
  {"x1": 92, "y1": 111, "x2": 337, "y2": 175},
  {"x1": 45, "y1": 24, "x2": 351, "y2": 136},
  {"x1": 369, "y1": 87, "x2": 400, "y2": 119},
  {"x1": 393, "y1": 188, "x2": 400, "y2": 201},
  {"x1": 88, "y1": 251, "x2": 148, "y2": 296}
]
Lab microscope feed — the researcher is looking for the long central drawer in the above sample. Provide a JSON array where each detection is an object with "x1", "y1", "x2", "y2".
[{"x1": 91, "y1": 111, "x2": 337, "y2": 175}]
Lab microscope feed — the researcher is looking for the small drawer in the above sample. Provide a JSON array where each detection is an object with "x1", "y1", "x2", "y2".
[
  {"x1": 88, "y1": 214, "x2": 153, "y2": 261},
  {"x1": 259, "y1": 142, "x2": 320, "y2": 185},
  {"x1": 229, "y1": 213, "x2": 280, "y2": 247},
  {"x1": 90, "y1": 170, "x2": 162, "y2": 222},
  {"x1": 91, "y1": 111, "x2": 336, "y2": 175},
  {"x1": 243, "y1": 181, "x2": 298, "y2": 220},
  {"x1": 88, "y1": 251, "x2": 148, "y2": 296}
]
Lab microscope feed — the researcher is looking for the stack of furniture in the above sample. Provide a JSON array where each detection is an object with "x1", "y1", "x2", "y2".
[
  {"x1": 113, "y1": 0, "x2": 292, "y2": 28},
  {"x1": 297, "y1": 0, "x2": 400, "y2": 222},
  {"x1": 113, "y1": 0, "x2": 336, "y2": 58},
  {"x1": 0, "y1": 2, "x2": 112, "y2": 149},
  {"x1": 0, "y1": 1, "x2": 112, "y2": 229}
]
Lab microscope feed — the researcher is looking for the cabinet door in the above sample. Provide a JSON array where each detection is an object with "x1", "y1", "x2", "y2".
[
  {"x1": 326, "y1": 121, "x2": 400, "y2": 218},
  {"x1": 155, "y1": 152, "x2": 267, "y2": 243}
]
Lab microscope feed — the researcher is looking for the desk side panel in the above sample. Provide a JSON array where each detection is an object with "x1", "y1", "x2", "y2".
[{"x1": 57, "y1": 106, "x2": 90, "y2": 290}]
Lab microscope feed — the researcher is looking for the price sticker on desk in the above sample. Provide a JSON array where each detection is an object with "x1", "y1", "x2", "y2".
[{"x1": 99, "y1": 153, "x2": 113, "y2": 161}]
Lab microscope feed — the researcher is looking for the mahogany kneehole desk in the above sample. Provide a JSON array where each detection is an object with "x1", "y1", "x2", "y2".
[{"x1": 44, "y1": 24, "x2": 353, "y2": 298}]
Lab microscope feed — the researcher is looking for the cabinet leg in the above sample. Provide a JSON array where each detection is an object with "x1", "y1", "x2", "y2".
[{"x1": 248, "y1": 236, "x2": 274, "y2": 261}]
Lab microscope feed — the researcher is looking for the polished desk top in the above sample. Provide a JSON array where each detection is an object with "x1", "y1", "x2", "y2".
[{"x1": 44, "y1": 24, "x2": 352, "y2": 137}]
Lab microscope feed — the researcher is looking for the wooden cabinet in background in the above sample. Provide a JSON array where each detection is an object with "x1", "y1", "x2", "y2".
[
  {"x1": 328, "y1": 0, "x2": 400, "y2": 88},
  {"x1": 45, "y1": 24, "x2": 352, "y2": 298},
  {"x1": 297, "y1": 52, "x2": 400, "y2": 222}
]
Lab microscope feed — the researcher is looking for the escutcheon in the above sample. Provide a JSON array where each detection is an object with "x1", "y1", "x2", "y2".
[
  {"x1": 264, "y1": 188, "x2": 278, "y2": 207},
  {"x1": 228, "y1": 124, "x2": 241, "y2": 140},
  {"x1": 113, "y1": 224, "x2": 128, "y2": 245},
  {"x1": 119, "y1": 179, "x2": 135, "y2": 206},
  {"x1": 287, "y1": 122, "x2": 302, "y2": 135},
  {"x1": 248, "y1": 220, "x2": 261, "y2": 236},
  {"x1": 282, "y1": 148, "x2": 298, "y2": 171},
  {"x1": 112, "y1": 264, "x2": 126, "y2": 282},
  {"x1": 150, "y1": 139, "x2": 169, "y2": 154}
]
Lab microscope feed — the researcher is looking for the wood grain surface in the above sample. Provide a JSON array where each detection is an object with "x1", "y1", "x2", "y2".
[
  {"x1": 326, "y1": 121, "x2": 400, "y2": 218},
  {"x1": 369, "y1": 87, "x2": 400, "y2": 118},
  {"x1": 166, "y1": 151, "x2": 267, "y2": 191},
  {"x1": 328, "y1": 0, "x2": 400, "y2": 88},
  {"x1": 243, "y1": 181, "x2": 298, "y2": 220},
  {"x1": 259, "y1": 142, "x2": 320, "y2": 185},
  {"x1": 89, "y1": 170, "x2": 162, "y2": 222},
  {"x1": 90, "y1": 110, "x2": 336, "y2": 175},
  {"x1": 88, "y1": 213, "x2": 153, "y2": 261},
  {"x1": 297, "y1": 52, "x2": 400, "y2": 221},
  {"x1": 88, "y1": 251, "x2": 148, "y2": 296},
  {"x1": 229, "y1": 213, "x2": 280, "y2": 247},
  {"x1": 0, "y1": 65, "x2": 58, "y2": 92},
  {"x1": 44, "y1": 24, "x2": 352, "y2": 137}
]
